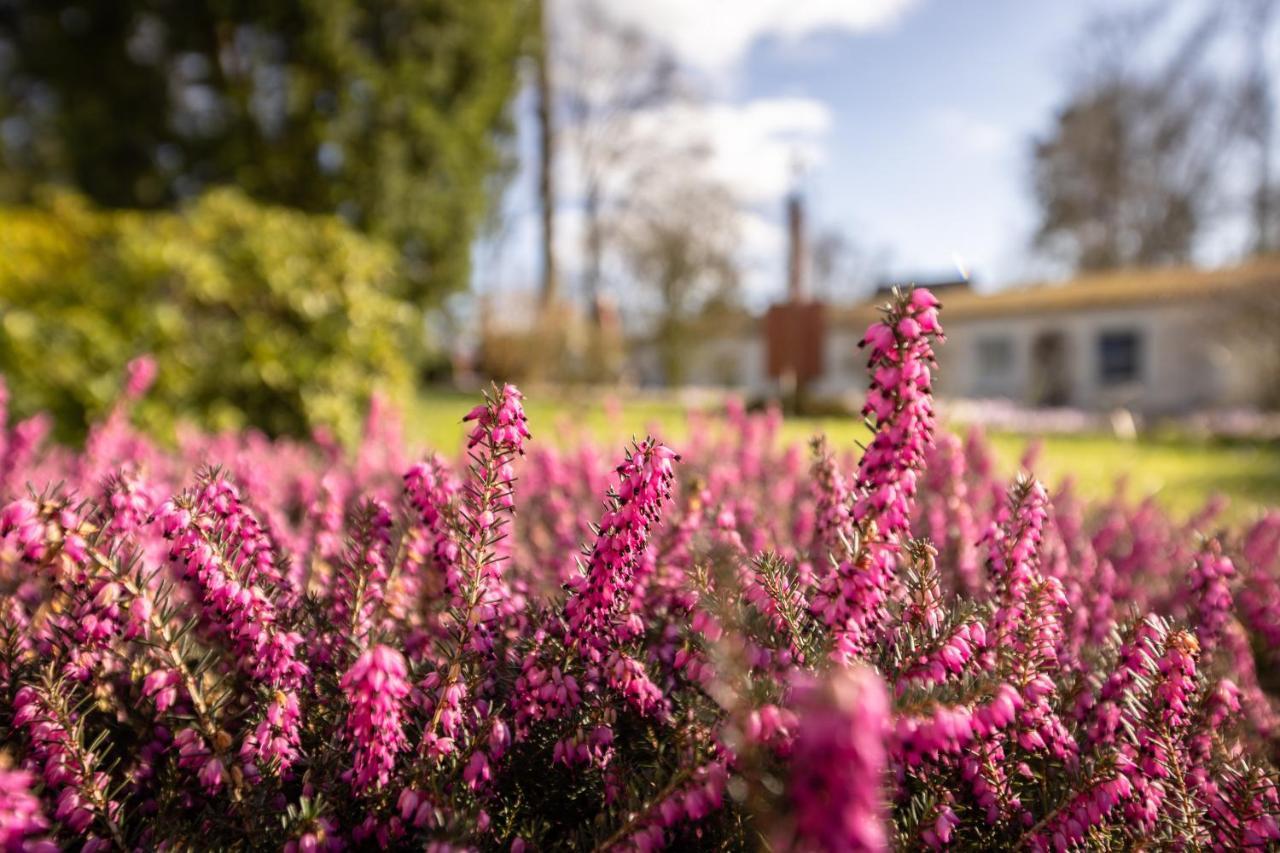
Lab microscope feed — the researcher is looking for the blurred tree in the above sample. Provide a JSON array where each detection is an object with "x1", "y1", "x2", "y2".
[
  {"x1": 616, "y1": 175, "x2": 740, "y2": 386},
  {"x1": 0, "y1": 0, "x2": 528, "y2": 304},
  {"x1": 532, "y1": 0, "x2": 558, "y2": 309},
  {"x1": 493, "y1": 0, "x2": 735, "y2": 386},
  {"x1": 1238, "y1": 0, "x2": 1278, "y2": 254},
  {"x1": 555, "y1": 0, "x2": 686, "y2": 326},
  {"x1": 1030, "y1": 6, "x2": 1240, "y2": 272}
]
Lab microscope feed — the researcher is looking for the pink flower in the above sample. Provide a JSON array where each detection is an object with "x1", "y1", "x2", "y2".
[
  {"x1": 10, "y1": 685, "x2": 121, "y2": 843},
  {"x1": 788, "y1": 666, "x2": 890, "y2": 852},
  {"x1": 330, "y1": 498, "x2": 394, "y2": 645},
  {"x1": 463, "y1": 383, "x2": 531, "y2": 454},
  {"x1": 0, "y1": 499, "x2": 46, "y2": 564},
  {"x1": 613, "y1": 762, "x2": 728, "y2": 850},
  {"x1": 852, "y1": 288, "x2": 944, "y2": 538},
  {"x1": 157, "y1": 475, "x2": 309, "y2": 697},
  {"x1": 124, "y1": 355, "x2": 158, "y2": 401},
  {"x1": 282, "y1": 815, "x2": 341, "y2": 853},
  {"x1": 809, "y1": 436, "x2": 855, "y2": 564},
  {"x1": 141, "y1": 668, "x2": 182, "y2": 712},
  {"x1": 1026, "y1": 764, "x2": 1133, "y2": 851},
  {"x1": 985, "y1": 476, "x2": 1049, "y2": 649},
  {"x1": 341, "y1": 645, "x2": 410, "y2": 792},
  {"x1": 1186, "y1": 540, "x2": 1235, "y2": 653},
  {"x1": 0, "y1": 765, "x2": 53, "y2": 852},
  {"x1": 564, "y1": 439, "x2": 679, "y2": 661},
  {"x1": 462, "y1": 750, "x2": 491, "y2": 790}
]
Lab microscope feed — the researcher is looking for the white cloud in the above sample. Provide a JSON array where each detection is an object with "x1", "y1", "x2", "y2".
[
  {"x1": 702, "y1": 98, "x2": 832, "y2": 202},
  {"x1": 929, "y1": 108, "x2": 1014, "y2": 158},
  {"x1": 738, "y1": 210, "x2": 787, "y2": 259},
  {"x1": 589, "y1": 0, "x2": 921, "y2": 74},
  {"x1": 689, "y1": 98, "x2": 831, "y2": 303},
  {"x1": 622, "y1": 97, "x2": 832, "y2": 204}
]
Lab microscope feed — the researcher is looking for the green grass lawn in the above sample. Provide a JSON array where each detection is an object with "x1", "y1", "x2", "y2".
[{"x1": 409, "y1": 389, "x2": 1280, "y2": 521}]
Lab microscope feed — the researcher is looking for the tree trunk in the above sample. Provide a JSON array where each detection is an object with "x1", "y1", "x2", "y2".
[
  {"x1": 534, "y1": 0, "x2": 557, "y2": 308},
  {"x1": 584, "y1": 179, "x2": 603, "y2": 326}
]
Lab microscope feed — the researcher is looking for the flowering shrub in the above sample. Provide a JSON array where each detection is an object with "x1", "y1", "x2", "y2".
[
  {"x1": 2, "y1": 289, "x2": 1280, "y2": 850},
  {"x1": 0, "y1": 189, "x2": 421, "y2": 444}
]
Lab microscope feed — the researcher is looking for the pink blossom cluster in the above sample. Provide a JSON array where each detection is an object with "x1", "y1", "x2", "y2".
[
  {"x1": 1025, "y1": 764, "x2": 1134, "y2": 851},
  {"x1": 1186, "y1": 540, "x2": 1236, "y2": 652},
  {"x1": 341, "y1": 645, "x2": 411, "y2": 792},
  {"x1": 894, "y1": 682, "x2": 1023, "y2": 767},
  {"x1": 0, "y1": 295, "x2": 1278, "y2": 849},
  {"x1": 853, "y1": 286, "x2": 943, "y2": 536},
  {"x1": 10, "y1": 685, "x2": 120, "y2": 849},
  {"x1": 0, "y1": 763, "x2": 53, "y2": 853},
  {"x1": 786, "y1": 666, "x2": 889, "y2": 852},
  {"x1": 619, "y1": 760, "x2": 729, "y2": 852},
  {"x1": 463, "y1": 382, "x2": 530, "y2": 455},
  {"x1": 330, "y1": 498, "x2": 394, "y2": 646},
  {"x1": 896, "y1": 619, "x2": 986, "y2": 692},
  {"x1": 812, "y1": 289, "x2": 946, "y2": 662},
  {"x1": 564, "y1": 439, "x2": 680, "y2": 660},
  {"x1": 808, "y1": 436, "x2": 854, "y2": 559},
  {"x1": 157, "y1": 477, "x2": 308, "y2": 690}
]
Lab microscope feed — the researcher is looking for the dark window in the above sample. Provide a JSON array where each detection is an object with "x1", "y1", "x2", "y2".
[
  {"x1": 975, "y1": 336, "x2": 1014, "y2": 375},
  {"x1": 1098, "y1": 330, "x2": 1142, "y2": 384}
]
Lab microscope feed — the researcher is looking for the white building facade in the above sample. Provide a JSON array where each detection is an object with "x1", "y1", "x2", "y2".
[{"x1": 683, "y1": 261, "x2": 1279, "y2": 414}]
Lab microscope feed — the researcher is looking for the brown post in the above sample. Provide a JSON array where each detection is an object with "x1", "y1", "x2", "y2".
[
  {"x1": 769, "y1": 189, "x2": 823, "y2": 411},
  {"x1": 786, "y1": 192, "x2": 807, "y2": 302}
]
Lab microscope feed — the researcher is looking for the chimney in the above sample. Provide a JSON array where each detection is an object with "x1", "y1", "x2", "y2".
[{"x1": 786, "y1": 191, "x2": 807, "y2": 302}]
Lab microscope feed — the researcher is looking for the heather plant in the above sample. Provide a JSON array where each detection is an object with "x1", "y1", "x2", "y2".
[{"x1": 1, "y1": 289, "x2": 1279, "y2": 850}]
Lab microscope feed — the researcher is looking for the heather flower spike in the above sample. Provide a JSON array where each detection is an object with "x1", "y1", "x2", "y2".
[
  {"x1": 853, "y1": 285, "x2": 944, "y2": 537},
  {"x1": 463, "y1": 382, "x2": 531, "y2": 454},
  {"x1": 0, "y1": 761, "x2": 54, "y2": 852},
  {"x1": 124, "y1": 355, "x2": 158, "y2": 401},
  {"x1": 565, "y1": 437, "x2": 680, "y2": 660},
  {"x1": 419, "y1": 383, "x2": 529, "y2": 763},
  {"x1": 786, "y1": 666, "x2": 890, "y2": 852},
  {"x1": 341, "y1": 645, "x2": 411, "y2": 792}
]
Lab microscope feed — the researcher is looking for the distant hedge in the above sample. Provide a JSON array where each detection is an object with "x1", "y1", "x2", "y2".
[{"x1": 0, "y1": 189, "x2": 423, "y2": 443}]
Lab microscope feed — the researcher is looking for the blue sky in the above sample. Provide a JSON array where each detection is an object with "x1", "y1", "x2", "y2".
[
  {"x1": 475, "y1": 0, "x2": 1216, "y2": 309},
  {"x1": 742, "y1": 1, "x2": 1099, "y2": 294}
]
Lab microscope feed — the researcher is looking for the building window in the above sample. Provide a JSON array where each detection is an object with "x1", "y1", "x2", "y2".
[
  {"x1": 1098, "y1": 330, "x2": 1142, "y2": 385},
  {"x1": 975, "y1": 336, "x2": 1014, "y2": 375}
]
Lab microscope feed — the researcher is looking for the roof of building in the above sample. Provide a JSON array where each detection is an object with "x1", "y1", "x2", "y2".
[
  {"x1": 873, "y1": 277, "x2": 973, "y2": 297},
  {"x1": 835, "y1": 256, "x2": 1280, "y2": 328}
]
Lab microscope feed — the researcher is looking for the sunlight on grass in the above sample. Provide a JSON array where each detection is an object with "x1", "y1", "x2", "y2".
[{"x1": 410, "y1": 389, "x2": 1280, "y2": 521}]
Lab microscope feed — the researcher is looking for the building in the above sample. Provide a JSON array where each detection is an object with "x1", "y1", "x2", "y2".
[{"x1": 685, "y1": 259, "x2": 1280, "y2": 414}]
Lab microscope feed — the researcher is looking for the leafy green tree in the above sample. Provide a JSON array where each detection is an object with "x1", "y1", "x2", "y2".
[{"x1": 0, "y1": 0, "x2": 528, "y2": 304}]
